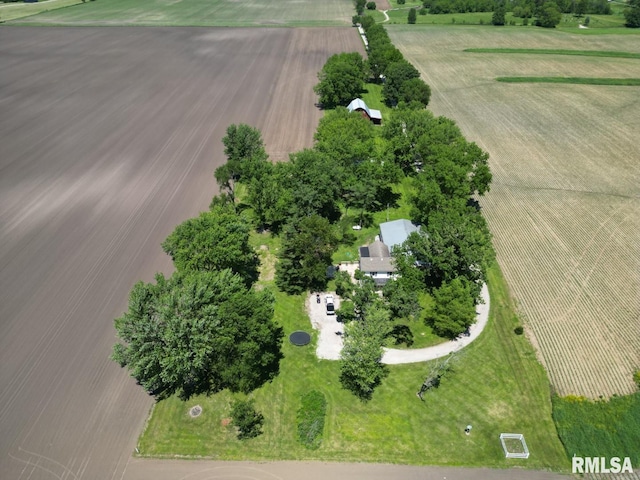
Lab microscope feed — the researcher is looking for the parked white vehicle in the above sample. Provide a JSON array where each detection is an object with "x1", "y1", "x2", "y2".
[{"x1": 325, "y1": 295, "x2": 335, "y2": 315}]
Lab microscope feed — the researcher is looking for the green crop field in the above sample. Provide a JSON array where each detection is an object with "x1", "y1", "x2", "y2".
[
  {"x1": 388, "y1": 25, "x2": 640, "y2": 399},
  {"x1": 6, "y1": 0, "x2": 354, "y2": 26}
]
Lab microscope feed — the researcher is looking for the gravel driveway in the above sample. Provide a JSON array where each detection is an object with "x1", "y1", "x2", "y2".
[
  {"x1": 306, "y1": 283, "x2": 490, "y2": 364},
  {"x1": 307, "y1": 292, "x2": 344, "y2": 359}
]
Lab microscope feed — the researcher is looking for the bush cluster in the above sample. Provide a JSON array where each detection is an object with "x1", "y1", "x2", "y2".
[
  {"x1": 231, "y1": 399, "x2": 264, "y2": 440},
  {"x1": 297, "y1": 391, "x2": 327, "y2": 449}
]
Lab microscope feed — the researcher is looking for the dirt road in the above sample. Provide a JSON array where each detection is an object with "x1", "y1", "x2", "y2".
[
  {"x1": 120, "y1": 459, "x2": 568, "y2": 480},
  {"x1": 0, "y1": 26, "x2": 363, "y2": 480}
]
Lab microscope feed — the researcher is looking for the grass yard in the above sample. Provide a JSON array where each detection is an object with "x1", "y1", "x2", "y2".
[
  {"x1": 388, "y1": 25, "x2": 640, "y2": 399},
  {"x1": 7, "y1": 0, "x2": 354, "y2": 26},
  {"x1": 138, "y1": 262, "x2": 568, "y2": 470}
]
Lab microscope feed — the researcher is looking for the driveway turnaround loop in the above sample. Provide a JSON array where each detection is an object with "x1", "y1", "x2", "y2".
[{"x1": 309, "y1": 283, "x2": 490, "y2": 364}]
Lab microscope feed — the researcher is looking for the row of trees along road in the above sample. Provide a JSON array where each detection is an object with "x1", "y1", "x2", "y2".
[
  {"x1": 422, "y1": 0, "x2": 612, "y2": 18},
  {"x1": 112, "y1": 125, "x2": 284, "y2": 401}
]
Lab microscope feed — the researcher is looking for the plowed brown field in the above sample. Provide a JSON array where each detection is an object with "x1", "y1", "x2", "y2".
[
  {"x1": 0, "y1": 26, "x2": 364, "y2": 480},
  {"x1": 389, "y1": 26, "x2": 640, "y2": 398}
]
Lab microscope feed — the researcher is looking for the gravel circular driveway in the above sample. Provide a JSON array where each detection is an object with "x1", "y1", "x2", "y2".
[{"x1": 307, "y1": 283, "x2": 490, "y2": 364}]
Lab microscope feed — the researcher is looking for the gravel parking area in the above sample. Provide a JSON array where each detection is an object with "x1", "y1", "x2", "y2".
[{"x1": 307, "y1": 292, "x2": 344, "y2": 360}]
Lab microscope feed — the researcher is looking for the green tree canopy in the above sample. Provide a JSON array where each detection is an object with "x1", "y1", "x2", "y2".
[
  {"x1": 314, "y1": 52, "x2": 367, "y2": 109},
  {"x1": 287, "y1": 149, "x2": 343, "y2": 222},
  {"x1": 246, "y1": 162, "x2": 292, "y2": 233},
  {"x1": 535, "y1": 1, "x2": 562, "y2": 27},
  {"x1": 408, "y1": 7, "x2": 418, "y2": 23},
  {"x1": 112, "y1": 270, "x2": 284, "y2": 400},
  {"x1": 624, "y1": 0, "x2": 640, "y2": 27},
  {"x1": 382, "y1": 278, "x2": 422, "y2": 320},
  {"x1": 314, "y1": 107, "x2": 376, "y2": 169},
  {"x1": 492, "y1": 4, "x2": 507, "y2": 24},
  {"x1": 340, "y1": 304, "x2": 391, "y2": 400},
  {"x1": 161, "y1": 205, "x2": 259, "y2": 287},
  {"x1": 398, "y1": 77, "x2": 431, "y2": 107},
  {"x1": 382, "y1": 60, "x2": 421, "y2": 107},
  {"x1": 425, "y1": 277, "x2": 477, "y2": 338},
  {"x1": 214, "y1": 124, "x2": 269, "y2": 205},
  {"x1": 275, "y1": 215, "x2": 338, "y2": 294},
  {"x1": 416, "y1": 205, "x2": 494, "y2": 299}
]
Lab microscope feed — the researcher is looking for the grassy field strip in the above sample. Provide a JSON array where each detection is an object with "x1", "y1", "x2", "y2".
[
  {"x1": 388, "y1": 26, "x2": 640, "y2": 398},
  {"x1": 0, "y1": 0, "x2": 82, "y2": 22},
  {"x1": 496, "y1": 77, "x2": 640, "y2": 85},
  {"x1": 7, "y1": 0, "x2": 354, "y2": 26},
  {"x1": 466, "y1": 48, "x2": 640, "y2": 59}
]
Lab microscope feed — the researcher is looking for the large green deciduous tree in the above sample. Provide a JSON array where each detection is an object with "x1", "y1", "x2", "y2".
[
  {"x1": 408, "y1": 7, "x2": 417, "y2": 23},
  {"x1": 625, "y1": 0, "x2": 640, "y2": 27},
  {"x1": 425, "y1": 277, "x2": 477, "y2": 338},
  {"x1": 398, "y1": 77, "x2": 431, "y2": 107},
  {"x1": 314, "y1": 52, "x2": 367, "y2": 109},
  {"x1": 275, "y1": 215, "x2": 338, "y2": 294},
  {"x1": 214, "y1": 124, "x2": 269, "y2": 205},
  {"x1": 314, "y1": 108, "x2": 376, "y2": 169},
  {"x1": 421, "y1": 206, "x2": 494, "y2": 299},
  {"x1": 112, "y1": 270, "x2": 283, "y2": 400},
  {"x1": 382, "y1": 60, "x2": 421, "y2": 107},
  {"x1": 340, "y1": 305, "x2": 391, "y2": 400},
  {"x1": 287, "y1": 149, "x2": 343, "y2": 222},
  {"x1": 247, "y1": 162, "x2": 292, "y2": 233},
  {"x1": 492, "y1": 4, "x2": 506, "y2": 25},
  {"x1": 162, "y1": 205, "x2": 259, "y2": 287},
  {"x1": 535, "y1": 1, "x2": 562, "y2": 27}
]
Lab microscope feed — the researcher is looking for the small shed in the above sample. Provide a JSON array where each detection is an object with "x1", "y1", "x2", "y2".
[{"x1": 347, "y1": 98, "x2": 382, "y2": 125}]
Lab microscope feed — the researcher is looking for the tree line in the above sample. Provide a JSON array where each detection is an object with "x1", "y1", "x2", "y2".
[{"x1": 113, "y1": 8, "x2": 495, "y2": 401}]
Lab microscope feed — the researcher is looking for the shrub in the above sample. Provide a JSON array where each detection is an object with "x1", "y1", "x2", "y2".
[
  {"x1": 297, "y1": 391, "x2": 327, "y2": 449},
  {"x1": 334, "y1": 270, "x2": 354, "y2": 298},
  {"x1": 634, "y1": 370, "x2": 640, "y2": 389},
  {"x1": 352, "y1": 14, "x2": 362, "y2": 25},
  {"x1": 366, "y1": 1, "x2": 376, "y2": 10},
  {"x1": 514, "y1": 325, "x2": 524, "y2": 335},
  {"x1": 523, "y1": 17, "x2": 529, "y2": 25},
  {"x1": 230, "y1": 399, "x2": 264, "y2": 440},
  {"x1": 408, "y1": 8, "x2": 417, "y2": 23},
  {"x1": 398, "y1": 0, "x2": 406, "y2": 4},
  {"x1": 419, "y1": 8, "x2": 427, "y2": 15}
]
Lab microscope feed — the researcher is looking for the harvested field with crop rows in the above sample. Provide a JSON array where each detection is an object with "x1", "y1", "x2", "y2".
[{"x1": 389, "y1": 26, "x2": 640, "y2": 398}]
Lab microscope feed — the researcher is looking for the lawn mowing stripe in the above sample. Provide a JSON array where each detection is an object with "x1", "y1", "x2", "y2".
[
  {"x1": 465, "y1": 48, "x2": 640, "y2": 59},
  {"x1": 496, "y1": 77, "x2": 640, "y2": 86}
]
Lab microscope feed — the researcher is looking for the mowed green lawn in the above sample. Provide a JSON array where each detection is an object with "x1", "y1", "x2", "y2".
[
  {"x1": 7, "y1": 0, "x2": 354, "y2": 26},
  {"x1": 138, "y1": 259, "x2": 568, "y2": 470}
]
